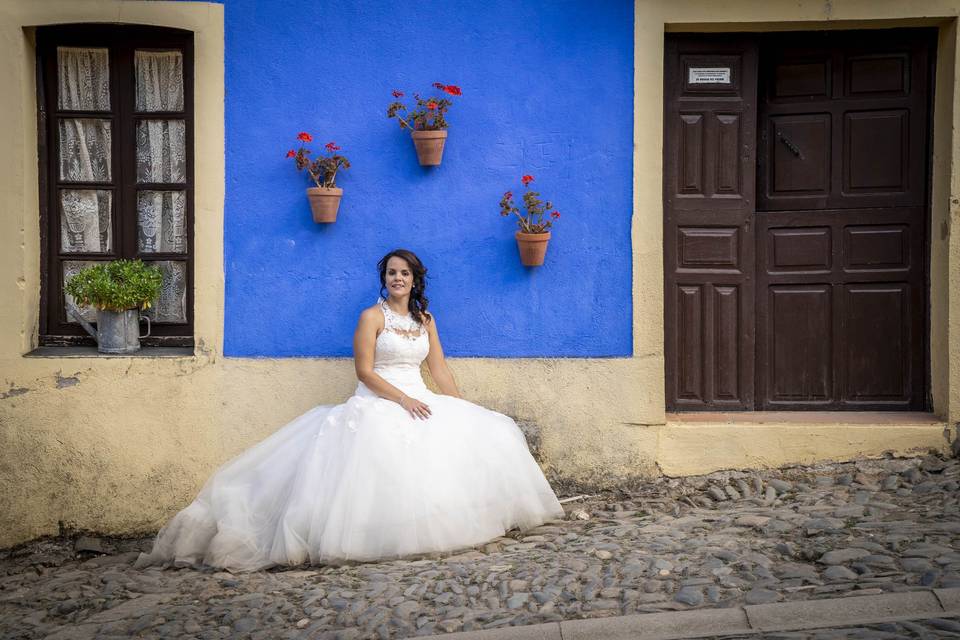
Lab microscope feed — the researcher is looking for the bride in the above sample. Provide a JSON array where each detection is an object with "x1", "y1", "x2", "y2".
[{"x1": 136, "y1": 249, "x2": 564, "y2": 571}]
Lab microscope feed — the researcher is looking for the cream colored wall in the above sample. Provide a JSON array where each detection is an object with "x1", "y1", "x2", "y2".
[
  {"x1": 0, "y1": 0, "x2": 957, "y2": 549},
  {"x1": 0, "y1": 0, "x2": 236, "y2": 547}
]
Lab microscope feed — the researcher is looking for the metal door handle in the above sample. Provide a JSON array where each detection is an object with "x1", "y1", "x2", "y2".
[{"x1": 776, "y1": 130, "x2": 804, "y2": 160}]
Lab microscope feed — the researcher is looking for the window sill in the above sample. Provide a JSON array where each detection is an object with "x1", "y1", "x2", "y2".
[{"x1": 24, "y1": 346, "x2": 195, "y2": 358}]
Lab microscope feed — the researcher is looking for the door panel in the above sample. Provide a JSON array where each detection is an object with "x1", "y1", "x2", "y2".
[
  {"x1": 678, "y1": 227, "x2": 740, "y2": 270},
  {"x1": 677, "y1": 285, "x2": 704, "y2": 400},
  {"x1": 714, "y1": 285, "x2": 742, "y2": 400},
  {"x1": 716, "y1": 114, "x2": 743, "y2": 194},
  {"x1": 767, "y1": 285, "x2": 833, "y2": 403},
  {"x1": 842, "y1": 284, "x2": 911, "y2": 402},
  {"x1": 844, "y1": 225, "x2": 910, "y2": 271},
  {"x1": 846, "y1": 54, "x2": 909, "y2": 96},
  {"x1": 767, "y1": 227, "x2": 831, "y2": 272},
  {"x1": 774, "y1": 60, "x2": 831, "y2": 99},
  {"x1": 843, "y1": 109, "x2": 909, "y2": 192},
  {"x1": 664, "y1": 35, "x2": 758, "y2": 410},
  {"x1": 768, "y1": 114, "x2": 831, "y2": 197},
  {"x1": 679, "y1": 114, "x2": 704, "y2": 193}
]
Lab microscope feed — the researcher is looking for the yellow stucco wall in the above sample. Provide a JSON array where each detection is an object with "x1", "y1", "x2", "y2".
[{"x1": 0, "y1": 0, "x2": 957, "y2": 549}]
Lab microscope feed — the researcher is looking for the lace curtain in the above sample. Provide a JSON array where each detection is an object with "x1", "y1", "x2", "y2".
[
  {"x1": 61, "y1": 189, "x2": 111, "y2": 253},
  {"x1": 138, "y1": 191, "x2": 186, "y2": 253},
  {"x1": 57, "y1": 48, "x2": 113, "y2": 254},
  {"x1": 58, "y1": 47, "x2": 109, "y2": 111},
  {"x1": 143, "y1": 261, "x2": 187, "y2": 323},
  {"x1": 135, "y1": 51, "x2": 184, "y2": 111}
]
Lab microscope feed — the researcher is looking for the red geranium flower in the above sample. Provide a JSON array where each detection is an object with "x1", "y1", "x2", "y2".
[
  {"x1": 521, "y1": 174, "x2": 534, "y2": 186},
  {"x1": 286, "y1": 149, "x2": 296, "y2": 158},
  {"x1": 325, "y1": 142, "x2": 341, "y2": 152},
  {"x1": 551, "y1": 211, "x2": 561, "y2": 219},
  {"x1": 392, "y1": 89, "x2": 404, "y2": 98},
  {"x1": 297, "y1": 132, "x2": 312, "y2": 142},
  {"x1": 443, "y1": 85, "x2": 462, "y2": 96},
  {"x1": 426, "y1": 101, "x2": 438, "y2": 110}
]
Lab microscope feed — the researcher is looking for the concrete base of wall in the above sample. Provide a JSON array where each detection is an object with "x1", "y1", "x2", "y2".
[{"x1": 657, "y1": 412, "x2": 953, "y2": 476}]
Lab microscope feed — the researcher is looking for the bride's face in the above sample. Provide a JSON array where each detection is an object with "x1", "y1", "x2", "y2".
[{"x1": 385, "y1": 257, "x2": 414, "y2": 298}]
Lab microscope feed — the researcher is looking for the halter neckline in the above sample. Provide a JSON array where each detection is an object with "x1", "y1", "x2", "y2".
[{"x1": 379, "y1": 297, "x2": 413, "y2": 319}]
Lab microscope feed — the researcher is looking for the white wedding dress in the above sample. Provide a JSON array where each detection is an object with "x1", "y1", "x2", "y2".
[{"x1": 136, "y1": 301, "x2": 564, "y2": 571}]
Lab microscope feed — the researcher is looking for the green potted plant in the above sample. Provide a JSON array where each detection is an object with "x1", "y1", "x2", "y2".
[
  {"x1": 64, "y1": 259, "x2": 163, "y2": 353},
  {"x1": 288, "y1": 133, "x2": 351, "y2": 223},
  {"x1": 387, "y1": 83, "x2": 462, "y2": 166},
  {"x1": 500, "y1": 174, "x2": 561, "y2": 266}
]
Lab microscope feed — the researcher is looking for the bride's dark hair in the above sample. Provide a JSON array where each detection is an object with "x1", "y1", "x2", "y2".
[{"x1": 378, "y1": 249, "x2": 431, "y2": 325}]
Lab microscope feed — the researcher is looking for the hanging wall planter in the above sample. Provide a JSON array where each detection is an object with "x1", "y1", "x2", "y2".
[
  {"x1": 306, "y1": 187, "x2": 343, "y2": 223},
  {"x1": 410, "y1": 129, "x2": 448, "y2": 166},
  {"x1": 515, "y1": 230, "x2": 552, "y2": 267},
  {"x1": 387, "y1": 83, "x2": 461, "y2": 167},
  {"x1": 288, "y1": 133, "x2": 350, "y2": 224},
  {"x1": 500, "y1": 174, "x2": 562, "y2": 267}
]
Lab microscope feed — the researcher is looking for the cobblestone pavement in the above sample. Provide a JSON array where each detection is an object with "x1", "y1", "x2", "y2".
[
  {"x1": 2, "y1": 453, "x2": 959, "y2": 640},
  {"x1": 700, "y1": 616, "x2": 960, "y2": 639}
]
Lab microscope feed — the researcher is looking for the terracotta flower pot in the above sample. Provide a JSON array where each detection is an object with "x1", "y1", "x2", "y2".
[
  {"x1": 515, "y1": 231, "x2": 551, "y2": 266},
  {"x1": 306, "y1": 187, "x2": 343, "y2": 223},
  {"x1": 411, "y1": 129, "x2": 448, "y2": 166}
]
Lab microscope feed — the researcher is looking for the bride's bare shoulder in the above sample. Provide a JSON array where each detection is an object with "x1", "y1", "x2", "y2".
[{"x1": 358, "y1": 304, "x2": 385, "y2": 326}]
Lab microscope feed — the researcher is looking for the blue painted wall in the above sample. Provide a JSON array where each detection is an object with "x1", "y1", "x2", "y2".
[{"x1": 223, "y1": 0, "x2": 633, "y2": 357}]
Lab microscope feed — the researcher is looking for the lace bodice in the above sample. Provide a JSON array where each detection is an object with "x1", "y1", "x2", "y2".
[{"x1": 375, "y1": 299, "x2": 429, "y2": 373}]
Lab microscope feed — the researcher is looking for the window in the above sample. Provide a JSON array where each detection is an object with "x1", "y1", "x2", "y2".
[{"x1": 37, "y1": 25, "x2": 194, "y2": 347}]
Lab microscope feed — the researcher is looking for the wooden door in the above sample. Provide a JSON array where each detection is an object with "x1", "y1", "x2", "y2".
[
  {"x1": 755, "y1": 29, "x2": 931, "y2": 410},
  {"x1": 664, "y1": 35, "x2": 758, "y2": 410},
  {"x1": 664, "y1": 29, "x2": 932, "y2": 412}
]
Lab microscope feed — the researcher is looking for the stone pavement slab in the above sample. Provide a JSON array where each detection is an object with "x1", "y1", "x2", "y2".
[
  {"x1": 743, "y1": 590, "x2": 941, "y2": 632},
  {"x1": 561, "y1": 607, "x2": 751, "y2": 640},
  {"x1": 435, "y1": 588, "x2": 960, "y2": 640},
  {"x1": 428, "y1": 622, "x2": 560, "y2": 640},
  {"x1": 934, "y1": 586, "x2": 960, "y2": 610}
]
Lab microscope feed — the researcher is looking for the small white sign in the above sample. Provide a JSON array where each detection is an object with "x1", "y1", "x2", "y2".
[{"x1": 689, "y1": 67, "x2": 731, "y2": 84}]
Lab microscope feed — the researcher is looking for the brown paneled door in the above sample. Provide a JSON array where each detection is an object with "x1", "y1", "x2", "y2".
[
  {"x1": 664, "y1": 30, "x2": 933, "y2": 411},
  {"x1": 664, "y1": 36, "x2": 758, "y2": 410}
]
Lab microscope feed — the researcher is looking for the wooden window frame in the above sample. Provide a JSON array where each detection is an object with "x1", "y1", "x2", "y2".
[{"x1": 37, "y1": 24, "x2": 195, "y2": 348}]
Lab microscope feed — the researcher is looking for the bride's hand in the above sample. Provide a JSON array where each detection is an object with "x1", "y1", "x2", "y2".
[{"x1": 399, "y1": 395, "x2": 431, "y2": 420}]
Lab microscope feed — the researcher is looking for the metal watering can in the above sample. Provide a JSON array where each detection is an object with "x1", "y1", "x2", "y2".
[{"x1": 67, "y1": 302, "x2": 151, "y2": 354}]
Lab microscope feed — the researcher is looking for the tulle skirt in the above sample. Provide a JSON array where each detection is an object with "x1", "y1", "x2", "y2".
[{"x1": 135, "y1": 369, "x2": 564, "y2": 571}]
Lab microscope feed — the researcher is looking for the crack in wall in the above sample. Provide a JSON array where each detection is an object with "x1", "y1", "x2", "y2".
[
  {"x1": 55, "y1": 372, "x2": 80, "y2": 389},
  {"x1": 0, "y1": 385, "x2": 30, "y2": 400}
]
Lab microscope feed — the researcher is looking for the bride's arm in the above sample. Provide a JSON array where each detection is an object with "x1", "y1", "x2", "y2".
[
  {"x1": 353, "y1": 307, "x2": 432, "y2": 419},
  {"x1": 424, "y1": 315, "x2": 461, "y2": 398}
]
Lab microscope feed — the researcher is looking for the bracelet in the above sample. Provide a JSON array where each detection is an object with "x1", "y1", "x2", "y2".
[{"x1": 398, "y1": 393, "x2": 408, "y2": 406}]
